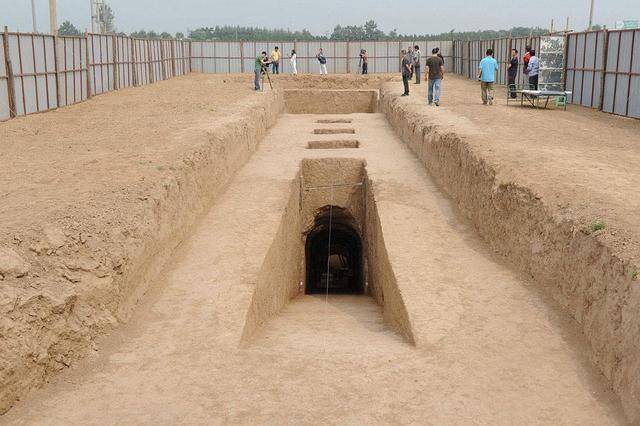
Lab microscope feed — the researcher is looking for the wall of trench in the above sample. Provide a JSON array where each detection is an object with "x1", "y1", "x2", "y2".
[
  {"x1": 0, "y1": 90, "x2": 285, "y2": 414},
  {"x1": 379, "y1": 83, "x2": 640, "y2": 423}
]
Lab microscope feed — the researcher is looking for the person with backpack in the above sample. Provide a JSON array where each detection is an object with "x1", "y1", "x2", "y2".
[{"x1": 317, "y1": 48, "x2": 328, "y2": 75}]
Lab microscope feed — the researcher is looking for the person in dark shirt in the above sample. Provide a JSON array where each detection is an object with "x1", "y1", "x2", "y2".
[
  {"x1": 401, "y1": 50, "x2": 411, "y2": 96},
  {"x1": 425, "y1": 48, "x2": 445, "y2": 106},
  {"x1": 508, "y1": 49, "x2": 519, "y2": 99}
]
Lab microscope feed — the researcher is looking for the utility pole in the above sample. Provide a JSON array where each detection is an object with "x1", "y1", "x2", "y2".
[
  {"x1": 31, "y1": 0, "x2": 37, "y2": 33},
  {"x1": 50, "y1": 0, "x2": 57, "y2": 35},
  {"x1": 588, "y1": 0, "x2": 595, "y2": 30}
]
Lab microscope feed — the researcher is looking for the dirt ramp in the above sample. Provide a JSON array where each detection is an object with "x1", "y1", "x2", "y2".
[{"x1": 380, "y1": 83, "x2": 640, "y2": 423}]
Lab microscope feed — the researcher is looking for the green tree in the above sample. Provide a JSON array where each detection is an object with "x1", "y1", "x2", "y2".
[
  {"x1": 58, "y1": 20, "x2": 81, "y2": 36},
  {"x1": 101, "y1": 3, "x2": 116, "y2": 33},
  {"x1": 160, "y1": 32, "x2": 172, "y2": 39},
  {"x1": 175, "y1": 32, "x2": 185, "y2": 39}
]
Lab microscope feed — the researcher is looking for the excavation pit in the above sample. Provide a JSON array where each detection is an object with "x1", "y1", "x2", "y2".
[
  {"x1": 316, "y1": 119, "x2": 353, "y2": 124},
  {"x1": 284, "y1": 89, "x2": 378, "y2": 114},
  {"x1": 241, "y1": 157, "x2": 415, "y2": 345},
  {"x1": 307, "y1": 140, "x2": 360, "y2": 149},
  {"x1": 313, "y1": 128, "x2": 356, "y2": 135}
]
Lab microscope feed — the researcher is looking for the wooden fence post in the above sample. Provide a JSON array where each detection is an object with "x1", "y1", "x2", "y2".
[
  {"x1": 112, "y1": 34, "x2": 120, "y2": 90},
  {"x1": 159, "y1": 40, "x2": 166, "y2": 80},
  {"x1": 84, "y1": 32, "x2": 92, "y2": 98},
  {"x1": 131, "y1": 38, "x2": 138, "y2": 86},
  {"x1": 53, "y1": 33, "x2": 61, "y2": 108},
  {"x1": 240, "y1": 40, "x2": 244, "y2": 73},
  {"x1": 346, "y1": 40, "x2": 350, "y2": 74},
  {"x1": 3, "y1": 26, "x2": 17, "y2": 118},
  {"x1": 598, "y1": 29, "x2": 609, "y2": 111},
  {"x1": 562, "y1": 33, "x2": 569, "y2": 91},
  {"x1": 171, "y1": 39, "x2": 177, "y2": 77},
  {"x1": 147, "y1": 39, "x2": 154, "y2": 83}
]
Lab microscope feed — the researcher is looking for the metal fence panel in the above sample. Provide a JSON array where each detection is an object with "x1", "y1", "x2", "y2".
[
  {"x1": 132, "y1": 38, "x2": 150, "y2": 85},
  {"x1": 115, "y1": 35, "x2": 133, "y2": 88},
  {"x1": 7, "y1": 33, "x2": 58, "y2": 116},
  {"x1": 88, "y1": 34, "x2": 115, "y2": 95},
  {"x1": 56, "y1": 36, "x2": 88, "y2": 107}
]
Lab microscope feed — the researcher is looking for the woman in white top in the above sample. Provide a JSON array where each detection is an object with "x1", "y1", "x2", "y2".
[{"x1": 290, "y1": 49, "x2": 298, "y2": 75}]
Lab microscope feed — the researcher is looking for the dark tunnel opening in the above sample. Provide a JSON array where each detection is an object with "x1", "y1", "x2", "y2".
[{"x1": 305, "y1": 206, "x2": 363, "y2": 295}]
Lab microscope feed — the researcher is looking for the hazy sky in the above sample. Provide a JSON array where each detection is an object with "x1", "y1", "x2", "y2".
[{"x1": 3, "y1": 0, "x2": 640, "y2": 35}]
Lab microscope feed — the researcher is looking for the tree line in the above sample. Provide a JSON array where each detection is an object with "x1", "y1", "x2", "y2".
[{"x1": 59, "y1": 18, "x2": 549, "y2": 41}]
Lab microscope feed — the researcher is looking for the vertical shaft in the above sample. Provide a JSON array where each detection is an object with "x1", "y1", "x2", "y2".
[{"x1": 588, "y1": 0, "x2": 595, "y2": 30}]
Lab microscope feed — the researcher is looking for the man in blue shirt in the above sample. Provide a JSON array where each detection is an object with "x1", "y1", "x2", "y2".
[
  {"x1": 527, "y1": 50, "x2": 540, "y2": 90},
  {"x1": 478, "y1": 48, "x2": 499, "y2": 105}
]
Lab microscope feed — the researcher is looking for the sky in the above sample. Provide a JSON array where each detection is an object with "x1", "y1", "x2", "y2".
[{"x1": 2, "y1": 0, "x2": 640, "y2": 35}]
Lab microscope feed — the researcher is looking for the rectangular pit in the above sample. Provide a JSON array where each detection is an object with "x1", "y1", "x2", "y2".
[
  {"x1": 241, "y1": 158, "x2": 414, "y2": 345},
  {"x1": 316, "y1": 119, "x2": 353, "y2": 124},
  {"x1": 307, "y1": 140, "x2": 360, "y2": 149},
  {"x1": 284, "y1": 89, "x2": 378, "y2": 114},
  {"x1": 313, "y1": 128, "x2": 356, "y2": 135}
]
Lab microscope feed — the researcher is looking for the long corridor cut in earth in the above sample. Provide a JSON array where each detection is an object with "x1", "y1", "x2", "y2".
[{"x1": 3, "y1": 86, "x2": 628, "y2": 424}]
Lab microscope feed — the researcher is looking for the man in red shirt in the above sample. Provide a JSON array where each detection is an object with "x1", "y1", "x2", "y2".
[{"x1": 523, "y1": 45, "x2": 532, "y2": 76}]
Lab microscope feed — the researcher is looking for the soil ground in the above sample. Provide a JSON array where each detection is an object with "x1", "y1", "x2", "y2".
[
  {"x1": 398, "y1": 75, "x2": 640, "y2": 264},
  {"x1": 1, "y1": 73, "x2": 639, "y2": 423},
  {"x1": 2, "y1": 112, "x2": 627, "y2": 424}
]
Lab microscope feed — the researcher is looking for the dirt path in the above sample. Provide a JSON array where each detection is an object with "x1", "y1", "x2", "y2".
[{"x1": 4, "y1": 112, "x2": 625, "y2": 424}]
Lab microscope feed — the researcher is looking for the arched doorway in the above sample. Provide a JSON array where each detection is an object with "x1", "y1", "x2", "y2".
[{"x1": 305, "y1": 206, "x2": 363, "y2": 294}]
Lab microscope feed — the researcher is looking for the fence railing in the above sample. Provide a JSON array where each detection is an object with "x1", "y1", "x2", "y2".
[
  {"x1": 0, "y1": 27, "x2": 192, "y2": 122},
  {"x1": 1, "y1": 28, "x2": 638, "y2": 122},
  {"x1": 189, "y1": 40, "x2": 454, "y2": 74},
  {"x1": 451, "y1": 30, "x2": 639, "y2": 119}
]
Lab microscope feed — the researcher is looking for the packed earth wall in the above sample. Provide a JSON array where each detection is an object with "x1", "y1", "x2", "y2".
[
  {"x1": 379, "y1": 83, "x2": 640, "y2": 422},
  {"x1": 0, "y1": 89, "x2": 284, "y2": 413}
]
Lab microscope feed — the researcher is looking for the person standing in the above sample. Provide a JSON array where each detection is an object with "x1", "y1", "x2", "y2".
[
  {"x1": 425, "y1": 48, "x2": 445, "y2": 106},
  {"x1": 317, "y1": 48, "x2": 328, "y2": 75},
  {"x1": 401, "y1": 49, "x2": 412, "y2": 96},
  {"x1": 270, "y1": 46, "x2": 280, "y2": 74},
  {"x1": 528, "y1": 50, "x2": 540, "y2": 89},
  {"x1": 361, "y1": 49, "x2": 369, "y2": 74},
  {"x1": 290, "y1": 49, "x2": 298, "y2": 75},
  {"x1": 254, "y1": 51, "x2": 269, "y2": 91},
  {"x1": 508, "y1": 49, "x2": 519, "y2": 98},
  {"x1": 478, "y1": 48, "x2": 499, "y2": 105},
  {"x1": 407, "y1": 46, "x2": 415, "y2": 79},
  {"x1": 413, "y1": 45, "x2": 422, "y2": 84},
  {"x1": 523, "y1": 45, "x2": 532, "y2": 78}
]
